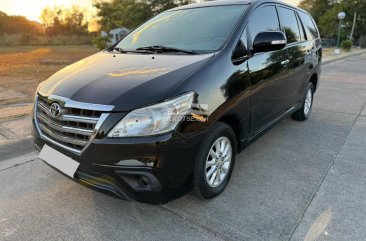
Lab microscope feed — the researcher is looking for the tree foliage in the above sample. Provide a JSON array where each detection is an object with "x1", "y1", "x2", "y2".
[
  {"x1": 0, "y1": 12, "x2": 42, "y2": 35},
  {"x1": 94, "y1": 0, "x2": 194, "y2": 31},
  {"x1": 40, "y1": 6, "x2": 89, "y2": 36},
  {"x1": 299, "y1": 0, "x2": 366, "y2": 45},
  {"x1": 299, "y1": 0, "x2": 335, "y2": 23}
]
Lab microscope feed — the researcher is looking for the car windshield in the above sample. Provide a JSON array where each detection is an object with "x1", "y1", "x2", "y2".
[{"x1": 116, "y1": 5, "x2": 248, "y2": 54}]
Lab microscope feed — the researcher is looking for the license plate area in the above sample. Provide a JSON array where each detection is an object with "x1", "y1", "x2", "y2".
[{"x1": 39, "y1": 144, "x2": 80, "y2": 178}]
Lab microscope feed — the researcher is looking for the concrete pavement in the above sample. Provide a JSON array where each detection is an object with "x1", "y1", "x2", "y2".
[
  {"x1": 0, "y1": 103, "x2": 32, "y2": 145},
  {"x1": 1, "y1": 54, "x2": 366, "y2": 241},
  {"x1": 290, "y1": 55, "x2": 366, "y2": 241}
]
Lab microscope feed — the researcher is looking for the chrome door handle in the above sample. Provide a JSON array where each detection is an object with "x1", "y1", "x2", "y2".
[{"x1": 281, "y1": 60, "x2": 290, "y2": 66}]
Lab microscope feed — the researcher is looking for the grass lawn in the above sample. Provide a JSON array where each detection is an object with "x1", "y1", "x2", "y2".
[
  {"x1": 0, "y1": 45, "x2": 98, "y2": 104},
  {"x1": 322, "y1": 47, "x2": 363, "y2": 61}
]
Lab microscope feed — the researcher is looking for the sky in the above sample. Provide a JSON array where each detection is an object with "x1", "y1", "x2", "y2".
[
  {"x1": 0, "y1": 0, "x2": 301, "y2": 23},
  {"x1": 0, "y1": 0, "x2": 96, "y2": 22}
]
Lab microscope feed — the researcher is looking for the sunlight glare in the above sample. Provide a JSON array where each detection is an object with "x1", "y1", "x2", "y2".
[{"x1": 0, "y1": 0, "x2": 95, "y2": 22}]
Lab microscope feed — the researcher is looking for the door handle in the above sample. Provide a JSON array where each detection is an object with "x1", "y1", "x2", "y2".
[
  {"x1": 281, "y1": 60, "x2": 289, "y2": 66},
  {"x1": 306, "y1": 50, "x2": 312, "y2": 60}
]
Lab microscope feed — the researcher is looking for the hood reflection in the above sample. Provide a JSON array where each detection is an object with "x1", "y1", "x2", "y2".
[{"x1": 108, "y1": 67, "x2": 169, "y2": 78}]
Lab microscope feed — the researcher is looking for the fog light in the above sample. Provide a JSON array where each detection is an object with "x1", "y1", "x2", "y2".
[
  {"x1": 115, "y1": 159, "x2": 155, "y2": 167},
  {"x1": 139, "y1": 176, "x2": 150, "y2": 186}
]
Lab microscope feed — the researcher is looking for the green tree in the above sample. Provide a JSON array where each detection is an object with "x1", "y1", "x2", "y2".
[
  {"x1": 318, "y1": 2, "x2": 345, "y2": 38},
  {"x1": 94, "y1": 0, "x2": 194, "y2": 32},
  {"x1": 342, "y1": 0, "x2": 366, "y2": 43},
  {"x1": 299, "y1": 0, "x2": 366, "y2": 46},
  {"x1": 150, "y1": 0, "x2": 192, "y2": 13},
  {"x1": 0, "y1": 12, "x2": 42, "y2": 35},
  {"x1": 94, "y1": 0, "x2": 152, "y2": 31},
  {"x1": 40, "y1": 6, "x2": 89, "y2": 36},
  {"x1": 299, "y1": 0, "x2": 336, "y2": 22}
]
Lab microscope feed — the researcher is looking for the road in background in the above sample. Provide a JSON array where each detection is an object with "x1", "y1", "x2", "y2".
[{"x1": 1, "y1": 54, "x2": 366, "y2": 241}]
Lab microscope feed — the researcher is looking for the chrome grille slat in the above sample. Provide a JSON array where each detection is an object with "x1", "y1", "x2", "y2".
[
  {"x1": 37, "y1": 112, "x2": 93, "y2": 136},
  {"x1": 37, "y1": 102, "x2": 98, "y2": 124},
  {"x1": 60, "y1": 114, "x2": 99, "y2": 124},
  {"x1": 37, "y1": 101, "x2": 50, "y2": 114},
  {"x1": 35, "y1": 95, "x2": 113, "y2": 154},
  {"x1": 39, "y1": 124, "x2": 88, "y2": 147}
]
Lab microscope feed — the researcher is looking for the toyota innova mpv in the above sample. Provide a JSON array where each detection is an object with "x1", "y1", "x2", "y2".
[{"x1": 33, "y1": 0, "x2": 322, "y2": 203}]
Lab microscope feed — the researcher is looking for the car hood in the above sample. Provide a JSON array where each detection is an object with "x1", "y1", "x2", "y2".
[{"x1": 38, "y1": 51, "x2": 214, "y2": 111}]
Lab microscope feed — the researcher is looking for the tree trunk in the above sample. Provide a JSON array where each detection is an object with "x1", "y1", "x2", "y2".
[
  {"x1": 360, "y1": 35, "x2": 366, "y2": 48},
  {"x1": 350, "y1": 12, "x2": 357, "y2": 41}
]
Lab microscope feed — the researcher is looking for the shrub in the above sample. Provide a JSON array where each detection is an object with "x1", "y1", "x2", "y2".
[
  {"x1": 20, "y1": 33, "x2": 35, "y2": 45},
  {"x1": 0, "y1": 34, "x2": 92, "y2": 46},
  {"x1": 46, "y1": 35, "x2": 92, "y2": 45},
  {"x1": 0, "y1": 33, "x2": 22, "y2": 46},
  {"x1": 93, "y1": 36, "x2": 109, "y2": 50},
  {"x1": 341, "y1": 40, "x2": 353, "y2": 51}
]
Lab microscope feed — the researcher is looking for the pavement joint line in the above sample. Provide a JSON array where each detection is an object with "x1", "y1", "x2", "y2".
[
  {"x1": 286, "y1": 101, "x2": 366, "y2": 241},
  {"x1": 319, "y1": 81, "x2": 366, "y2": 86},
  {"x1": 0, "y1": 125, "x2": 17, "y2": 139},
  {"x1": 0, "y1": 102, "x2": 33, "y2": 108},
  {"x1": 0, "y1": 113, "x2": 30, "y2": 122},
  {"x1": 6, "y1": 127, "x2": 17, "y2": 136},
  {"x1": 159, "y1": 204, "x2": 233, "y2": 241},
  {"x1": 0, "y1": 157, "x2": 38, "y2": 172},
  {"x1": 313, "y1": 108, "x2": 359, "y2": 116}
]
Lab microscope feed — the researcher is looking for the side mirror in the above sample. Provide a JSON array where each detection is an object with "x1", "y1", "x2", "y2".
[
  {"x1": 253, "y1": 31, "x2": 287, "y2": 53},
  {"x1": 232, "y1": 40, "x2": 248, "y2": 65}
]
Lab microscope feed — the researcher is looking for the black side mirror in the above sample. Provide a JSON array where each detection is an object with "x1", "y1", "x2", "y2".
[
  {"x1": 253, "y1": 31, "x2": 287, "y2": 53},
  {"x1": 232, "y1": 40, "x2": 248, "y2": 65}
]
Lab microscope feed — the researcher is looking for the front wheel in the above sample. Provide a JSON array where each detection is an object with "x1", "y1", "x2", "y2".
[
  {"x1": 194, "y1": 122, "x2": 236, "y2": 199},
  {"x1": 292, "y1": 82, "x2": 314, "y2": 121}
]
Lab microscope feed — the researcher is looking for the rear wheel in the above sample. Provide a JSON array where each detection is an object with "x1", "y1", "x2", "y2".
[
  {"x1": 194, "y1": 122, "x2": 236, "y2": 199},
  {"x1": 292, "y1": 82, "x2": 314, "y2": 121}
]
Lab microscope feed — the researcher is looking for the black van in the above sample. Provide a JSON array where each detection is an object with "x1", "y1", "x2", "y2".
[{"x1": 33, "y1": 0, "x2": 322, "y2": 203}]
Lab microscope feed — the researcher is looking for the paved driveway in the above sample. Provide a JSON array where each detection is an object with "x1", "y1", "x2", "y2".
[{"x1": 1, "y1": 54, "x2": 366, "y2": 241}]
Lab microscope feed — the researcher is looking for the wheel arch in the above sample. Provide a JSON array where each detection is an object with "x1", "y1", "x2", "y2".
[
  {"x1": 217, "y1": 114, "x2": 243, "y2": 147},
  {"x1": 309, "y1": 73, "x2": 318, "y2": 92}
]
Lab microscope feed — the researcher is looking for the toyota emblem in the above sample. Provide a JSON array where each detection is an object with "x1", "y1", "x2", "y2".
[{"x1": 50, "y1": 103, "x2": 62, "y2": 118}]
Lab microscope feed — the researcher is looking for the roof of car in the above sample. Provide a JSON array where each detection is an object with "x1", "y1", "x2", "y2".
[
  {"x1": 171, "y1": 0, "x2": 302, "y2": 12},
  {"x1": 171, "y1": 0, "x2": 254, "y2": 11}
]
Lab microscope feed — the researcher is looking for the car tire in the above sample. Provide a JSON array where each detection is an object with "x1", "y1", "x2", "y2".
[
  {"x1": 194, "y1": 122, "x2": 236, "y2": 199},
  {"x1": 292, "y1": 82, "x2": 314, "y2": 121}
]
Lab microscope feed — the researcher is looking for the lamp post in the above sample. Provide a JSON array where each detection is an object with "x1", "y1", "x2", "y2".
[{"x1": 335, "y1": 12, "x2": 346, "y2": 54}]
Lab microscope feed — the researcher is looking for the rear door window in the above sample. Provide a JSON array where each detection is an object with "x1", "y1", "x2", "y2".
[
  {"x1": 298, "y1": 11, "x2": 319, "y2": 40},
  {"x1": 278, "y1": 7, "x2": 301, "y2": 43}
]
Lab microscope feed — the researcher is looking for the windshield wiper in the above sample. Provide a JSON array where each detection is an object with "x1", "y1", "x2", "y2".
[
  {"x1": 136, "y1": 46, "x2": 198, "y2": 55},
  {"x1": 111, "y1": 47, "x2": 154, "y2": 54},
  {"x1": 113, "y1": 47, "x2": 128, "y2": 53}
]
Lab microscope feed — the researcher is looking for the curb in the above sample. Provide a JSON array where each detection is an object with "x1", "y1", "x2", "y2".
[
  {"x1": 0, "y1": 137, "x2": 34, "y2": 161},
  {"x1": 323, "y1": 49, "x2": 366, "y2": 65}
]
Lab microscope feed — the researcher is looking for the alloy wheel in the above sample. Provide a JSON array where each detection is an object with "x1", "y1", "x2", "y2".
[
  {"x1": 304, "y1": 88, "x2": 313, "y2": 116},
  {"x1": 205, "y1": 137, "x2": 232, "y2": 187}
]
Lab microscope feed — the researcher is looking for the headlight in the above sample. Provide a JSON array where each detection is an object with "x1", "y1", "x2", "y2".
[{"x1": 108, "y1": 92, "x2": 194, "y2": 137}]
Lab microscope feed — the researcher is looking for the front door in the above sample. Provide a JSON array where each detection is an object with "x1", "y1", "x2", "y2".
[
  {"x1": 248, "y1": 5, "x2": 291, "y2": 133},
  {"x1": 278, "y1": 6, "x2": 310, "y2": 108}
]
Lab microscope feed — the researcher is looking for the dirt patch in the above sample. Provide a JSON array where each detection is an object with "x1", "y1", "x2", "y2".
[
  {"x1": 0, "y1": 46, "x2": 98, "y2": 100},
  {"x1": 0, "y1": 103, "x2": 33, "y2": 120},
  {"x1": 0, "y1": 116, "x2": 32, "y2": 138},
  {"x1": 0, "y1": 85, "x2": 30, "y2": 105}
]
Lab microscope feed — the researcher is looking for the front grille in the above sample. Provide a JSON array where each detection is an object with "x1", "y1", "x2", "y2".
[{"x1": 36, "y1": 95, "x2": 103, "y2": 153}]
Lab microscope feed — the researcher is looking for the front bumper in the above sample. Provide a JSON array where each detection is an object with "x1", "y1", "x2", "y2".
[{"x1": 33, "y1": 117, "x2": 207, "y2": 204}]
